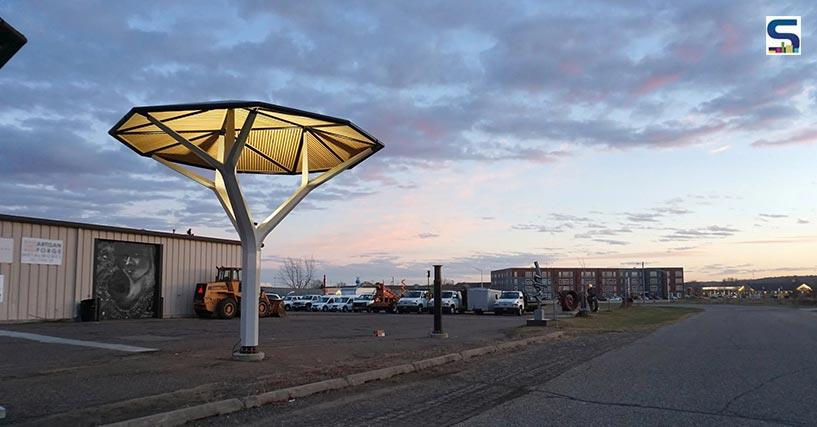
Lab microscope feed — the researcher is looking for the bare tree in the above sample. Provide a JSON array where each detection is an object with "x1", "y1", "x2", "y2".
[{"x1": 278, "y1": 256, "x2": 317, "y2": 289}]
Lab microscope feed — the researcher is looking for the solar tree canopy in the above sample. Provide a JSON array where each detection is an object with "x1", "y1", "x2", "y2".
[
  {"x1": 109, "y1": 100, "x2": 383, "y2": 175},
  {"x1": 108, "y1": 100, "x2": 383, "y2": 360}
]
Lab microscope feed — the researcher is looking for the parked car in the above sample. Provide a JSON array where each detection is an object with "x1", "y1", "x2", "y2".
[
  {"x1": 328, "y1": 296, "x2": 354, "y2": 312},
  {"x1": 352, "y1": 294, "x2": 375, "y2": 312},
  {"x1": 396, "y1": 290, "x2": 431, "y2": 313},
  {"x1": 607, "y1": 296, "x2": 623, "y2": 303},
  {"x1": 282, "y1": 295, "x2": 301, "y2": 311},
  {"x1": 291, "y1": 294, "x2": 322, "y2": 311},
  {"x1": 493, "y1": 291, "x2": 526, "y2": 316},
  {"x1": 311, "y1": 296, "x2": 335, "y2": 312},
  {"x1": 260, "y1": 286, "x2": 281, "y2": 301},
  {"x1": 428, "y1": 291, "x2": 464, "y2": 314}
]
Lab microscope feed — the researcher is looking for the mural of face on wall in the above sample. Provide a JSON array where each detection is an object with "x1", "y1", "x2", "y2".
[{"x1": 94, "y1": 240, "x2": 158, "y2": 319}]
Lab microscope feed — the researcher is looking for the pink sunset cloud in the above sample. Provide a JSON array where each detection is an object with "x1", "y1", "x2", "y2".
[
  {"x1": 752, "y1": 129, "x2": 817, "y2": 148},
  {"x1": 633, "y1": 73, "x2": 681, "y2": 97}
]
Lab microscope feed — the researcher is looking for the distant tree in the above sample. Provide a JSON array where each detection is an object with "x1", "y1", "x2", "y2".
[{"x1": 278, "y1": 257, "x2": 317, "y2": 289}]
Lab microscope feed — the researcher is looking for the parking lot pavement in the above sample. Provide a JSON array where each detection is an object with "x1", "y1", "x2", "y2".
[{"x1": 0, "y1": 312, "x2": 530, "y2": 425}]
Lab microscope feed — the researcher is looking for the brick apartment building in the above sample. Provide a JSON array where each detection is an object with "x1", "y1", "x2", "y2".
[{"x1": 490, "y1": 266, "x2": 684, "y2": 298}]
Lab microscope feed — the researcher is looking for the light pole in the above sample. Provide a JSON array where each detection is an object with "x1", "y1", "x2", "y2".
[{"x1": 472, "y1": 267, "x2": 484, "y2": 287}]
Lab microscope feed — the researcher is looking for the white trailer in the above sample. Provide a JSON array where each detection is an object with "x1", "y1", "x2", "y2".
[{"x1": 467, "y1": 288, "x2": 502, "y2": 314}]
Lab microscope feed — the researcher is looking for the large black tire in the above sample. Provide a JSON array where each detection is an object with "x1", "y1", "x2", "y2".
[
  {"x1": 322, "y1": 306, "x2": 329, "y2": 312},
  {"x1": 284, "y1": 304, "x2": 291, "y2": 311},
  {"x1": 216, "y1": 297, "x2": 237, "y2": 320},
  {"x1": 258, "y1": 300, "x2": 269, "y2": 318},
  {"x1": 560, "y1": 291, "x2": 579, "y2": 311},
  {"x1": 417, "y1": 305, "x2": 423, "y2": 314}
]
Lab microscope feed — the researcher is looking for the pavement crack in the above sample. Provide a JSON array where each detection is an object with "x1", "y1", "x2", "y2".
[
  {"x1": 535, "y1": 389, "x2": 807, "y2": 426},
  {"x1": 719, "y1": 368, "x2": 807, "y2": 415}
]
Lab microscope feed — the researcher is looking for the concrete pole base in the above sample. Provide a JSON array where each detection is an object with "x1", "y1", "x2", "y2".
[
  {"x1": 430, "y1": 332, "x2": 449, "y2": 339},
  {"x1": 232, "y1": 351, "x2": 266, "y2": 362}
]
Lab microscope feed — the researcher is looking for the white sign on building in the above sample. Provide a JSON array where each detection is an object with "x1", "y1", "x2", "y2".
[
  {"x1": 21, "y1": 237, "x2": 63, "y2": 266},
  {"x1": 0, "y1": 238, "x2": 12, "y2": 263},
  {"x1": 0, "y1": 274, "x2": 4, "y2": 303}
]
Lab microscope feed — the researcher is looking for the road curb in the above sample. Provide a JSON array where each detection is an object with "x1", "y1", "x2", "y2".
[
  {"x1": 102, "y1": 330, "x2": 564, "y2": 427},
  {"x1": 104, "y1": 398, "x2": 243, "y2": 427},
  {"x1": 346, "y1": 363, "x2": 416, "y2": 386},
  {"x1": 412, "y1": 352, "x2": 462, "y2": 370},
  {"x1": 460, "y1": 345, "x2": 498, "y2": 359}
]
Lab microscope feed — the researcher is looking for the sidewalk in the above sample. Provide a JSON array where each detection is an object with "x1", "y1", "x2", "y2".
[{"x1": 0, "y1": 312, "x2": 544, "y2": 425}]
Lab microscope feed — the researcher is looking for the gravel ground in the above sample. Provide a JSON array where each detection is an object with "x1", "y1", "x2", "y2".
[{"x1": 0, "y1": 312, "x2": 535, "y2": 425}]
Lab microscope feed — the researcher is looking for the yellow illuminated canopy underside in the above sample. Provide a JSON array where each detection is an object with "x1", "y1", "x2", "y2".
[{"x1": 109, "y1": 101, "x2": 383, "y2": 175}]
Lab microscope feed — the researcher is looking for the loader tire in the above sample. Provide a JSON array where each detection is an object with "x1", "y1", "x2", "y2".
[
  {"x1": 258, "y1": 300, "x2": 270, "y2": 318},
  {"x1": 217, "y1": 297, "x2": 237, "y2": 319}
]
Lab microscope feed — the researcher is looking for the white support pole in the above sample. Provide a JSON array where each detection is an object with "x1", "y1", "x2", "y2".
[
  {"x1": 256, "y1": 148, "x2": 375, "y2": 238},
  {"x1": 143, "y1": 111, "x2": 373, "y2": 361},
  {"x1": 151, "y1": 155, "x2": 215, "y2": 189}
]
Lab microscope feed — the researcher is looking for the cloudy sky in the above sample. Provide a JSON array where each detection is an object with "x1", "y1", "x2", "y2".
[{"x1": 2, "y1": 1, "x2": 816, "y2": 284}]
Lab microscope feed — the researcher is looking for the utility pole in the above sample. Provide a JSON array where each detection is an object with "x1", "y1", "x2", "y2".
[
  {"x1": 641, "y1": 261, "x2": 646, "y2": 300},
  {"x1": 626, "y1": 275, "x2": 631, "y2": 308}
]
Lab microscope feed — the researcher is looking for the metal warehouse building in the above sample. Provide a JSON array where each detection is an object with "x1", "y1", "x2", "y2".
[{"x1": 0, "y1": 214, "x2": 241, "y2": 322}]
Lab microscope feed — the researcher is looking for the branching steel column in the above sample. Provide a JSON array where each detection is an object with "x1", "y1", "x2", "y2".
[{"x1": 142, "y1": 110, "x2": 375, "y2": 359}]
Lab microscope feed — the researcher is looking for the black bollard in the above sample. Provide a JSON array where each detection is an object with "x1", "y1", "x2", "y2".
[{"x1": 431, "y1": 265, "x2": 448, "y2": 338}]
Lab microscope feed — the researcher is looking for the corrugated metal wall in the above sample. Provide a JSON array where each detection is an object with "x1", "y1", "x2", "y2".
[{"x1": 0, "y1": 218, "x2": 241, "y2": 322}]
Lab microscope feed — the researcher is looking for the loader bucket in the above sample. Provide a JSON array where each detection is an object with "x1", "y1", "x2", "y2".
[{"x1": 269, "y1": 300, "x2": 287, "y2": 317}]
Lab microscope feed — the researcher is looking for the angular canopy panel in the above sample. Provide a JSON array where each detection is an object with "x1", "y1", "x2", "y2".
[{"x1": 109, "y1": 101, "x2": 384, "y2": 174}]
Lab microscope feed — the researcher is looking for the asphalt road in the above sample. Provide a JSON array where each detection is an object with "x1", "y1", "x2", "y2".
[{"x1": 201, "y1": 305, "x2": 817, "y2": 426}]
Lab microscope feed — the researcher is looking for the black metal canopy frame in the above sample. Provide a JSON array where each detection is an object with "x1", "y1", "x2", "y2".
[{"x1": 0, "y1": 18, "x2": 27, "y2": 69}]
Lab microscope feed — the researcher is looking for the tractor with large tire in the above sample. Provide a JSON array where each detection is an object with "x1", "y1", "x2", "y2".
[
  {"x1": 558, "y1": 290, "x2": 580, "y2": 311},
  {"x1": 193, "y1": 267, "x2": 283, "y2": 319}
]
